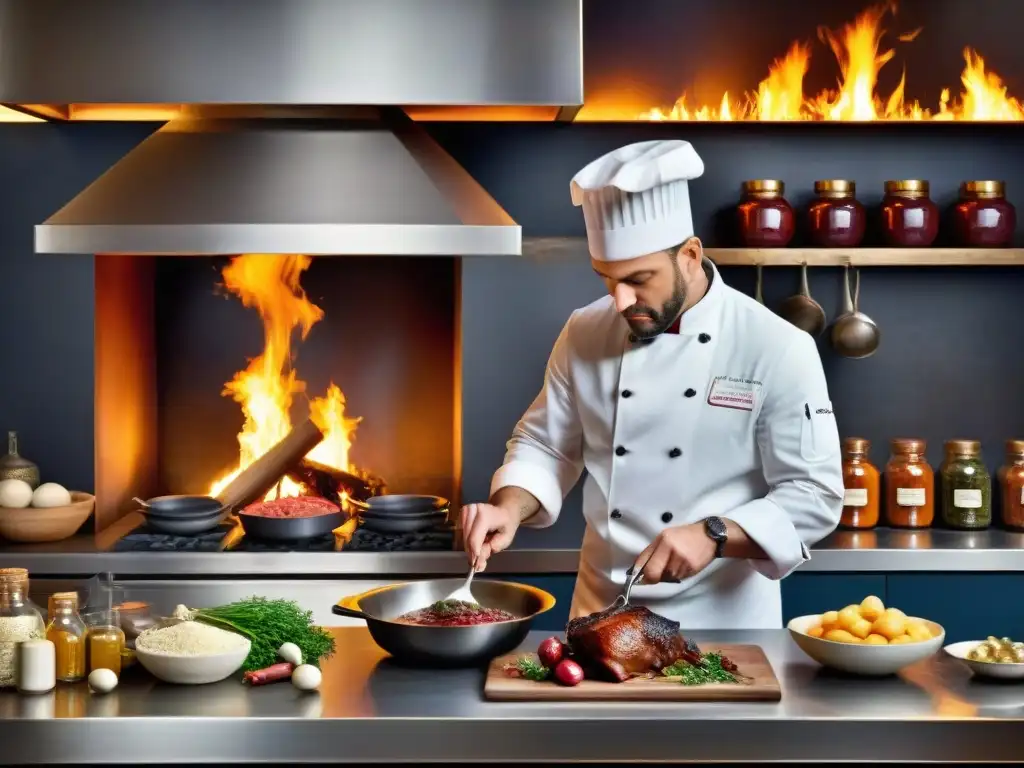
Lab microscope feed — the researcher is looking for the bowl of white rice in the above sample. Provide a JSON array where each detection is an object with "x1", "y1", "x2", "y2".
[{"x1": 134, "y1": 618, "x2": 251, "y2": 685}]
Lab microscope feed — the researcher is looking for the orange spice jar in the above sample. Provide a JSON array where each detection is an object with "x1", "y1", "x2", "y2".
[
  {"x1": 999, "y1": 439, "x2": 1024, "y2": 531},
  {"x1": 840, "y1": 437, "x2": 880, "y2": 528},
  {"x1": 885, "y1": 438, "x2": 934, "y2": 528}
]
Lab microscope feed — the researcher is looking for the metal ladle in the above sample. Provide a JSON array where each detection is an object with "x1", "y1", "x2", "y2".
[
  {"x1": 778, "y1": 263, "x2": 826, "y2": 336},
  {"x1": 831, "y1": 265, "x2": 880, "y2": 359}
]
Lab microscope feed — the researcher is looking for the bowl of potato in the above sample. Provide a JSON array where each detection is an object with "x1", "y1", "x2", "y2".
[{"x1": 788, "y1": 595, "x2": 945, "y2": 676}]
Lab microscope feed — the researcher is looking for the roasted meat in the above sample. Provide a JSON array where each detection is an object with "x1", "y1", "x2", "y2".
[{"x1": 565, "y1": 602, "x2": 703, "y2": 682}]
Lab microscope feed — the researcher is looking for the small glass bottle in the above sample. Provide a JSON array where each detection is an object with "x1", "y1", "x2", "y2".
[
  {"x1": 999, "y1": 439, "x2": 1024, "y2": 531},
  {"x1": 840, "y1": 437, "x2": 880, "y2": 528},
  {"x1": 808, "y1": 180, "x2": 866, "y2": 247},
  {"x1": 83, "y1": 608, "x2": 124, "y2": 677},
  {"x1": 939, "y1": 439, "x2": 992, "y2": 530},
  {"x1": 0, "y1": 568, "x2": 46, "y2": 689},
  {"x1": 881, "y1": 180, "x2": 939, "y2": 247},
  {"x1": 885, "y1": 439, "x2": 934, "y2": 528},
  {"x1": 953, "y1": 180, "x2": 1016, "y2": 247},
  {"x1": 737, "y1": 180, "x2": 795, "y2": 247},
  {"x1": 46, "y1": 593, "x2": 86, "y2": 682}
]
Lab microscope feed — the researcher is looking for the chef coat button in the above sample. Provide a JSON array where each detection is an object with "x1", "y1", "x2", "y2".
[
  {"x1": 668, "y1": 447, "x2": 682, "y2": 458},
  {"x1": 615, "y1": 446, "x2": 628, "y2": 457},
  {"x1": 610, "y1": 509, "x2": 622, "y2": 519},
  {"x1": 661, "y1": 512, "x2": 674, "y2": 524},
  {"x1": 698, "y1": 333, "x2": 711, "y2": 344},
  {"x1": 684, "y1": 388, "x2": 696, "y2": 398},
  {"x1": 621, "y1": 389, "x2": 633, "y2": 398}
]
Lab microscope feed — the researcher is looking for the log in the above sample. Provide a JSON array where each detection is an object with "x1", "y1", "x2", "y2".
[
  {"x1": 214, "y1": 418, "x2": 324, "y2": 512},
  {"x1": 286, "y1": 459, "x2": 387, "y2": 505}
]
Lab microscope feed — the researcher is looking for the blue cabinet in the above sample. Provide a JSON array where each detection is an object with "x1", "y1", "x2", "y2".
[
  {"x1": 781, "y1": 573, "x2": 887, "y2": 623},
  {"x1": 499, "y1": 574, "x2": 577, "y2": 631},
  {"x1": 886, "y1": 574, "x2": 1024, "y2": 643}
]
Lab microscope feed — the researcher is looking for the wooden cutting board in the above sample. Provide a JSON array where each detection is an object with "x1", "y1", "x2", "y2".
[{"x1": 484, "y1": 644, "x2": 781, "y2": 702}]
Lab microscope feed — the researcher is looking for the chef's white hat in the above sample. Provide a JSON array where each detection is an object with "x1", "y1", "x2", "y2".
[{"x1": 570, "y1": 140, "x2": 705, "y2": 262}]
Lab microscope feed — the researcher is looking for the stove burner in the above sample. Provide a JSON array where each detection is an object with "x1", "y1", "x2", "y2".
[{"x1": 111, "y1": 522, "x2": 454, "y2": 553}]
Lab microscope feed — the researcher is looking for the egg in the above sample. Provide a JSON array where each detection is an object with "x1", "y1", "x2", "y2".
[
  {"x1": 31, "y1": 482, "x2": 72, "y2": 508},
  {"x1": 88, "y1": 668, "x2": 118, "y2": 694},
  {"x1": 291, "y1": 664, "x2": 322, "y2": 692},
  {"x1": 0, "y1": 479, "x2": 32, "y2": 508}
]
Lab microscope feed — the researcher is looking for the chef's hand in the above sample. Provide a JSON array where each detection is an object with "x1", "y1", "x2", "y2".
[
  {"x1": 633, "y1": 523, "x2": 717, "y2": 585},
  {"x1": 460, "y1": 502, "x2": 521, "y2": 573}
]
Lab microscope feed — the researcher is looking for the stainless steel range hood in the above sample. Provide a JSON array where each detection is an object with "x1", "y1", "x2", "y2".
[{"x1": 0, "y1": 0, "x2": 584, "y2": 256}]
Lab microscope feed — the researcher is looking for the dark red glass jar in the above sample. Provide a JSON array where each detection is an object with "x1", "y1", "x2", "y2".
[
  {"x1": 807, "y1": 180, "x2": 866, "y2": 247},
  {"x1": 881, "y1": 180, "x2": 939, "y2": 247},
  {"x1": 737, "y1": 180, "x2": 795, "y2": 247},
  {"x1": 953, "y1": 180, "x2": 1016, "y2": 247}
]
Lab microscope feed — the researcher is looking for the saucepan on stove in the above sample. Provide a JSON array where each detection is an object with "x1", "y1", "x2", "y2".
[
  {"x1": 234, "y1": 496, "x2": 346, "y2": 541},
  {"x1": 332, "y1": 578, "x2": 555, "y2": 667},
  {"x1": 132, "y1": 495, "x2": 232, "y2": 535},
  {"x1": 345, "y1": 494, "x2": 450, "y2": 535}
]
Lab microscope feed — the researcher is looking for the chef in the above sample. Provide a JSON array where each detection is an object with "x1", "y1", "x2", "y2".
[{"x1": 461, "y1": 139, "x2": 844, "y2": 629}]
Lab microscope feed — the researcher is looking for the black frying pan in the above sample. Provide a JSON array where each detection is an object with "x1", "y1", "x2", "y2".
[
  {"x1": 347, "y1": 494, "x2": 448, "y2": 516},
  {"x1": 236, "y1": 509, "x2": 345, "y2": 541},
  {"x1": 133, "y1": 495, "x2": 225, "y2": 518}
]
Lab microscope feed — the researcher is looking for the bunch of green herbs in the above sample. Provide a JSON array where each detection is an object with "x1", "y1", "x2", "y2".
[
  {"x1": 191, "y1": 596, "x2": 335, "y2": 672},
  {"x1": 661, "y1": 652, "x2": 737, "y2": 685}
]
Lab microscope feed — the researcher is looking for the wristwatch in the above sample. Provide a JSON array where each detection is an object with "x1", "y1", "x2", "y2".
[{"x1": 703, "y1": 516, "x2": 728, "y2": 558}]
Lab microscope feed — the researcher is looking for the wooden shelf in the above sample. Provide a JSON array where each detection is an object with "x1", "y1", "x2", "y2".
[{"x1": 520, "y1": 237, "x2": 1024, "y2": 266}]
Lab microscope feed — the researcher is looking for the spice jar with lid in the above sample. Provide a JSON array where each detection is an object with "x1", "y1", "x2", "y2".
[
  {"x1": 46, "y1": 592, "x2": 86, "y2": 683},
  {"x1": 0, "y1": 568, "x2": 45, "y2": 688},
  {"x1": 737, "y1": 180, "x2": 795, "y2": 247},
  {"x1": 940, "y1": 439, "x2": 992, "y2": 530},
  {"x1": 807, "y1": 180, "x2": 866, "y2": 247},
  {"x1": 840, "y1": 437, "x2": 880, "y2": 528},
  {"x1": 881, "y1": 180, "x2": 940, "y2": 247},
  {"x1": 953, "y1": 180, "x2": 1016, "y2": 247},
  {"x1": 884, "y1": 438, "x2": 934, "y2": 528},
  {"x1": 999, "y1": 439, "x2": 1024, "y2": 531}
]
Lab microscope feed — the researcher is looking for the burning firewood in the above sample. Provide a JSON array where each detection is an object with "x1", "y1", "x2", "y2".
[{"x1": 286, "y1": 459, "x2": 386, "y2": 506}]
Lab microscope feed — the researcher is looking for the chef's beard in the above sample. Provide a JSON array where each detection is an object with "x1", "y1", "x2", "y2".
[{"x1": 622, "y1": 261, "x2": 686, "y2": 340}]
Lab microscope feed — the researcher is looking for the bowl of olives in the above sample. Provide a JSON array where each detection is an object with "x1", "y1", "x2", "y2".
[{"x1": 945, "y1": 636, "x2": 1024, "y2": 680}]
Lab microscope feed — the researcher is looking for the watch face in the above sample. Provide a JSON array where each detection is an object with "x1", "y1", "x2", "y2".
[{"x1": 706, "y1": 516, "x2": 727, "y2": 539}]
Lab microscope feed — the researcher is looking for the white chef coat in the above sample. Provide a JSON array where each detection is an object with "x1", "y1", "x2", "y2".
[{"x1": 490, "y1": 259, "x2": 844, "y2": 629}]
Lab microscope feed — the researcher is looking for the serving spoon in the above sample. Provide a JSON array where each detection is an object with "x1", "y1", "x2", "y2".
[{"x1": 440, "y1": 559, "x2": 480, "y2": 605}]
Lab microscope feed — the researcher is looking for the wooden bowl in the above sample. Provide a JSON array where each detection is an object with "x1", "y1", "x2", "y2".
[{"x1": 0, "y1": 491, "x2": 95, "y2": 543}]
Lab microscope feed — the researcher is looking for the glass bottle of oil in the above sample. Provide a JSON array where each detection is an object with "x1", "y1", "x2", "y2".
[
  {"x1": 83, "y1": 608, "x2": 124, "y2": 677},
  {"x1": 46, "y1": 593, "x2": 86, "y2": 682}
]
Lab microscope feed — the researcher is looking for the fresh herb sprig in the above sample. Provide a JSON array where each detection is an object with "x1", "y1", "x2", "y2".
[
  {"x1": 662, "y1": 652, "x2": 737, "y2": 685},
  {"x1": 191, "y1": 596, "x2": 336, "y2": 672},
  {"x1": 504, "y1": 655, "x2": 550, "y2": 681}
]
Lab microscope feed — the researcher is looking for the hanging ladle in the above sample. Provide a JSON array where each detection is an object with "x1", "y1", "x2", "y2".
[
  {"x1": 831, "y1": 265, "x2": 880, "y2": 359},
  {"x1": 778, "y1": 263, "x2": 827, "y2": 336}
]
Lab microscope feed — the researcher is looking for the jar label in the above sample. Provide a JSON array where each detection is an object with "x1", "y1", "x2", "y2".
[
  {"x1": 757, "y1": 207, "x2": 782, "y2": 229},
  {"x1": 844, "y1": 488, "x2": 868, "y2": 507},
  {"x1": 896, "y1": 487, "x2": 926, "y2": 506},
  {"x1": 903, "y1": 207, "x2": 925, "y2": 229},
  {"x1": 830, "y1": 209, "x2": 852, "y2": 229},
  {"x1": 977, "y1": 208, "x2": 999, "y2": 229},
  {"x1": 954, "y1": 488, "x2": 983, "y2": 508}
]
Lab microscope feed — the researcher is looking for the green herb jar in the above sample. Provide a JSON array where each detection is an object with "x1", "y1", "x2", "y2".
[{"x1": 940, "y1": 439, "x2": 992, "y2": 530}]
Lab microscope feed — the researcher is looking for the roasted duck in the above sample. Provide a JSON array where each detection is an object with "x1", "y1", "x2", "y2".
[{"x1": 566, "y1": 602, "x2": 705, "y2": 682}]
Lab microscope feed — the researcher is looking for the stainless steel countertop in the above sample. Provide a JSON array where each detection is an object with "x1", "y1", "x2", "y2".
[
  {"x1": 1, "y1": 627, "x2": 1022, "y2": 763},
  {"x1": 0, "y1": 521, "x2": 1022, "y2": 576}
]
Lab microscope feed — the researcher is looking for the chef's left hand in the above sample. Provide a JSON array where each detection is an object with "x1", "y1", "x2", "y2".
[{"x1": 633, "y1": 523, "x2": 717, "y2": 585}]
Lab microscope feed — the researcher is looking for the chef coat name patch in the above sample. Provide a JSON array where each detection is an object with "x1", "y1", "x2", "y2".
[{"x1": 707, "y1": 375, "x2": 761, "y2": 412}]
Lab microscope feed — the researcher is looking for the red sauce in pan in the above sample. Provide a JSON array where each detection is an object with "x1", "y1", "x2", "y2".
[
  {"x1": 395, "y1": 599, "x2": 517, "y2": 626},
  {"x1": 242, "y1": 497, "x2": 340, "y2": 519}
]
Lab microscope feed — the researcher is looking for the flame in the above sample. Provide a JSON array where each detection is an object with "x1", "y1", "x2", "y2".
[
  {"x1": 208, "y1": 254, "x2": 361, "y2": 501},
  {"x1": 603, "y1": 3, "x2": 1024, "y2": 121}
]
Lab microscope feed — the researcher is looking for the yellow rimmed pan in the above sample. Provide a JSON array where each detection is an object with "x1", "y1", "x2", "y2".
[{"x1": 333, "y1": 578, "x2": 556, "y2": 667}]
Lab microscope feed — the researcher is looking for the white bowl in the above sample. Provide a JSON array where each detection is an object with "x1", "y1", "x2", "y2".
[
  {"x1": 787, "y1": 614, "x2": 945, "y2": 676},
  {"x1": 944, "y1": 641, "x2": 1024, "y2": 680},
  {"x1": 134, "y1": 640, "x2": 251, "y2": 685}
]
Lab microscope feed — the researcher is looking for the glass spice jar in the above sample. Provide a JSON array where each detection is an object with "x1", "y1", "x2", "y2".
[
  {"x1": 999, "y1": 439, "x2": 1024, "y2": 531},
  {"x1": 953, "y1": 180, "x2": 1017, "y2": 247},
  {"x1": 808, "y1": 180, "x2": 866, "y2": 247},
  {"x1": 0, "y1": 568, "x2": 45, "y2": 689},
  {"x1": 83, "y1": 608, "x2": 124, "y2": 677},
  {"x1": 737, "y1": 180, "x2": 795, "y2": 247},
  {"x1": 939, "y1": 439, "x2": 992, "y2": 530},
  {"x1": 881, "y1": 180, "x2": 939, "y2": 247},
  {"x1": 45, "y1": 593, "x2": 86, "y2": 683},
  {"x1": 840, "y1": 437, "x2": 880, "y2": 528},
  {"x1": 885, "y1": 438, "x2": 934, "y2": 528}
]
